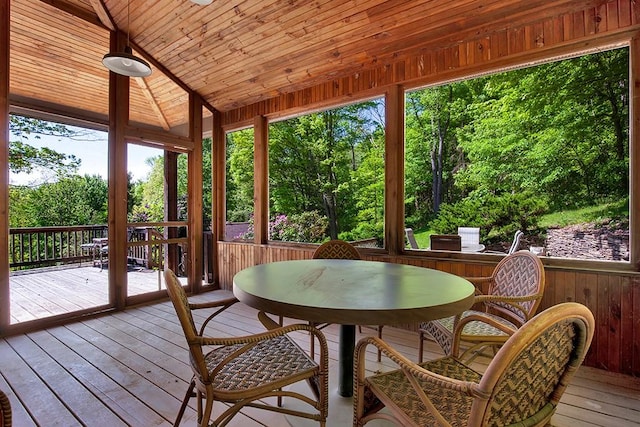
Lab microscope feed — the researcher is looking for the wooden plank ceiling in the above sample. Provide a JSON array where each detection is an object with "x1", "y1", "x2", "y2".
[{"x1": 9, "y1": 0, "x2": 606, "y2": 132}]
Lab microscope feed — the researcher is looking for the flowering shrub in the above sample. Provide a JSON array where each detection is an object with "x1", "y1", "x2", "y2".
[{"x1": 240, "y1": 211, "x2": 328, "y2": 243}]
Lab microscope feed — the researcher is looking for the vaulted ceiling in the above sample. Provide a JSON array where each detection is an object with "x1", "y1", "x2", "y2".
[{"x1": 8, "y1": 0, "x2": 614, "y2": 133}]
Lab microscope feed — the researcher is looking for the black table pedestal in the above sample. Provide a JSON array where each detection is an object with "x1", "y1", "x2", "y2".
[{"x1": 338, "y1": 324, "x2": 356, "y2": 397}]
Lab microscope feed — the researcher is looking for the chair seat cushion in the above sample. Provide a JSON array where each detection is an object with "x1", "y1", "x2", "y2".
[
  {"x1": 203, "y1": 335, "x2": 318, "y2": 394},
  {"x1": 364, "y1": 356, "x2": 482, "y2": 426},
  {"x1": 420, "y1": 310, "x2": 517, "y2": 354}
]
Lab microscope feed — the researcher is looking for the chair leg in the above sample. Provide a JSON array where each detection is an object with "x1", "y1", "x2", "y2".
[
  {"x1": 376, "y1": 326, "x2": 383, "y2": 362},
  {"x1": 309, "y1": 321, "x2": 316, "y2": 359},
  {"x1": 196, "y1": 390, "x2": 203, "y2": 424},
  {"x1": 418, "y1": 331, "x2": 425, "y2": 363},
  {"x1": 174, "y1": 379, "x2": 196, "y2": 427},
  {"x1": 276, "y1": 314, "x2": 286, "y2": 408},
  {"x1": 199, "y1": 391, "x2": 214, "y2": 427}
]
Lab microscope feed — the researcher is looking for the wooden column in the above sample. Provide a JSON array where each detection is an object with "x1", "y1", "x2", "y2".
[
  {"x1": 107, "y1": 31, "x2": 130, "y2": 309},
  {"x1": 385, "y1": 85, "x2": 405, "y2": 256},
  {"x1": 210, "y1": 109, "x2": 224, "y2": 284},
  {"x1": 0, "y1": 0, "x2": 9, "y2": 332},
  {"x1": 212, "y1": 111, "x2": 225, "y2": 240},
  {"x1": 254, "y1": 115, "x2": 269, "y2": 246},
  {"x1": 630, "y1": 36, "x2": 640, "y2": 270},
  {"x1": 188, "y1": 94, "x2": 204, "y2": 290},
  {"x1": 164, "y1": 151, "x2": 178, "y2": 273}
]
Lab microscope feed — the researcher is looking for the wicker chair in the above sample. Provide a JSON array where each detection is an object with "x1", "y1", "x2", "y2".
[
  {"x1": 164, "y1": 269, "x2": 328, "y2": 427},
  {"x1": 313, "y1": 239, "x2": 362, "y2": 260},
  {"x1": 0, "y1": 389, "x2": 11, "y2": 427},
  {"x1": 418, "y1": 250, "x2": 545, "y2": 363},
  {"x1": 354, "y1": 302, "x2": 594, "y2": 427}
]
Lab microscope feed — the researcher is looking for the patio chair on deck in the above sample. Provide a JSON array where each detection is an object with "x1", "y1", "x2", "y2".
[
  {"x1": 353, "y1": 302, "x2": 594, "y2": 427},
  {"x1": 418, "y1": 250, "x2": 545, "y2": 363},
  {"x1": 405, "y1": 228, "x2": 419, "y2": 249},
  {"x1": 0, "y1": 389, "x2": 11, "y2": 427},
  {"x1": 484, "y1": 230, "x2": 524, "y2": 255},
  {"x1": 164, "y1": 269, "x2": 328, "y2": 427}
]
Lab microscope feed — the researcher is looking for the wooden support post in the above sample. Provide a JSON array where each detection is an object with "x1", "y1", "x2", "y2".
[
  {"x1": 164, "y1": 151, "x2": 178, "y2": 273},
  {"x1": 107, "y1": 30, "x2": 130, "y2": 309},
  {"x1": 211, "y1": 109, "x2": 225, "y2": 242},
  {"x1": 188, "y1": 94, "x2": 204, "y2": 291},
  {"x1": 0, "y1": 0, "x2": 9, "y2": 332},
  {"x1": 209, "y1": 109, "x2": 224, "y2": 286},
  {"x1": 630, "y1": 36, "x2": 640, "y2": 270},
  {"x1": 385, "y1": 85, "x2": 405, "y2": 256},
  {"x1": 254, "y1": 116, "x2": 269, "y2": 247}
]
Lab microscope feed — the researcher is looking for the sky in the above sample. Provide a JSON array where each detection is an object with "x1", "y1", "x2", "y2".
[{"x1": 9, "y1": 128, "x2": 160, "y2": 186}]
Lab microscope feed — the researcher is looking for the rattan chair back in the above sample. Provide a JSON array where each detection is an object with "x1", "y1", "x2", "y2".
[
  {"x1": 487, "y1": 250, "x2": 545, "y2": 325},
  {"x1": 164, "y1": 269, "x2": 211, "y2": 385},
  {"x1": 0, "y1": 389, "x2": 11, "y2": 427},
  {"x1": 313, "y1": 239, "x2": 361, "y2": 260},
  {"x1": 164, "y1": 268, "x2": 328, "y2": 427},
  {"x1": 354, "y1": 302, "x2": 594, "y2": 427},
  {"x1": 474, "y1": 302, "x2": 594, "y2": 426}
]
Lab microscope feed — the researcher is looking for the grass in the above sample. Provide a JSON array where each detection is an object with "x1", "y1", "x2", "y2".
[
  {"x1": 538, "y1": 199, "x2": 628, "y2": 228},
  {"x1": 408, "y1": 229, "x2": 434, "y2": 249}
]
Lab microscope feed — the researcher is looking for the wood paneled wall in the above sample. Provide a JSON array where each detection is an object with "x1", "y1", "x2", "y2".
[{"x1": 217, "y1": 242, "x2": 640, "y2": 377}]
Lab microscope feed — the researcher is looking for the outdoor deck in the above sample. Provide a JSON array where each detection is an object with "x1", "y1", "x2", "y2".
[
  {"x1": 0, "y1": 295, "x2": 638, "y2": 426},
  {"x1": 9, "y1": 265, "x2": 174, "y2": 324}
]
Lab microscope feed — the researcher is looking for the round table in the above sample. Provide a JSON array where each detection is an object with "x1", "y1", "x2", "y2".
[{"x1": 233, "y1": 259, "x2": 475, "y2": 397}]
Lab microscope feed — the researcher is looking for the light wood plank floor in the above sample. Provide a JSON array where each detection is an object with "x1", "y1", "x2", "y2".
[
  {"x1": 1, "y1": 295, "x2": 639, "y2": 426},
  {"x1": 9, "y1": 265, "x2": 178, "y2": 323}
]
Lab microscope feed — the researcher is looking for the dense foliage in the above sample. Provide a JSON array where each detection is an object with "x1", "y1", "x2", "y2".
[{"x1": 405, "y1": 48, "x2": 628, "y2": 240}]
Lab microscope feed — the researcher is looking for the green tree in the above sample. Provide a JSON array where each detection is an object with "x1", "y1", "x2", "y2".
[
  {"x1": 405, "y1": 82, "x2": 472, "y2": 225},
  {"x1": 268, "y1": 101, "x2": 383, "y2": 239},
  {"x1": 13, "y1": 175, "x2": 108, "y2": 227},
  {"x1": 9, "y1": 115, "x2": 89, "y2": 175},
  {"x1": 226, "y1": 129, "x2": 255, "y2": 222},
  {"x1": 457, "y1": 48, "x2": 628, "y2": 210}
]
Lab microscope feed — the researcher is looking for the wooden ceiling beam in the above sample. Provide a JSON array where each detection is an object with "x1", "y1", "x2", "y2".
[
  {"x1": 134, "y1": 77, "x2": 171, "y2": 131},
  {"x1": 37, "y1": 0, "x2": 107, "y2": 30},
  {"x1": 9, "y1": 94, "x2": 109, "y2": 131},
  {"x1": 88, "y1": 0, "x2": 116, "y2": 31}
]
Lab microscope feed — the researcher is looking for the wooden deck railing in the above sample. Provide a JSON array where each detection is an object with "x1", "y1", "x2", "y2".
[
  {"x1": 9, "y1": 225, "x2": 169, "y2": 271},
  {"x1": 9, "y1": 225, "x2": 210, "y2": 281},
  {"x1": 9, "y1": 225, "x2": 107, "y2": 270}
]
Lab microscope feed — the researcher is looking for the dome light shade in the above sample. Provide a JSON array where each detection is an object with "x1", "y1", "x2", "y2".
[
  {"x1": 191, "y1": 0, "x2": 213, "y2": 4},
  {"x1": 103, "y1": 46, "x2": 152, "y2": 77}
]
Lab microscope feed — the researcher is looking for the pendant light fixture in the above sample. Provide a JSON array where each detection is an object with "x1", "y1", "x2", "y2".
[
  {"x1": 102, "y1": 0, "x2": 152, "y2": 77},
  {"x1": 190, "y1": 0, "x2": 213, "y2": 4}
]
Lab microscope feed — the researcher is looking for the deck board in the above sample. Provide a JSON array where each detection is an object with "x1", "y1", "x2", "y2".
[
  {"x1": 9, "y1": 266, "x2": 178, "y2": 323},
  {"x1": 0, "y1": 295, "x2": 639, "y2": 426}
]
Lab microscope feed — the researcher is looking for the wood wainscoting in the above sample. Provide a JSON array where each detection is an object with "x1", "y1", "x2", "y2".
[{"x1": 216, "y1": 241, "x2": 640, "y2": 377}]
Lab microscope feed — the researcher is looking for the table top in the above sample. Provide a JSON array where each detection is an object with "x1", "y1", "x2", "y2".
[{"x1": 233, "y1": 259, "x2": 476, "y2": 326}]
